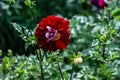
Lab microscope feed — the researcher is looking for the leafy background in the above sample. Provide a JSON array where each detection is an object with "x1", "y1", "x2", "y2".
[
  {"x1": 0, "y1": 0, "x2": 120, "y2": 80},
  {"x1": 0, "y1": 0, "x2": 93, "y2": 55}
]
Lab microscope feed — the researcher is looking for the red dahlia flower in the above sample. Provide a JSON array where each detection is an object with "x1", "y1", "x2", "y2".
[
  {"x1": 91, "y1": 0, "x2": 108, "y2": 9},
  {"x1": 34, "y1": 15, "x2": 70, "y2": 51}
]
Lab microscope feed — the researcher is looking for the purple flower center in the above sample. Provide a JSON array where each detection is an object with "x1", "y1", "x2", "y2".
[{"x1": 45, "y1": 26, "x2": 60, "y2": 42}]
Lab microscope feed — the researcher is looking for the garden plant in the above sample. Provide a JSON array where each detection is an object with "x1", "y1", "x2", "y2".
[{"x1": 0, "y1": 0, "x2": 120, "y2": 80}]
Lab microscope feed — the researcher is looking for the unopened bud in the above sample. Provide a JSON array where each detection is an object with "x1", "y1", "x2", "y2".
[{"x1": 74, "y1": 57, "x2": 83, "y2": 64}]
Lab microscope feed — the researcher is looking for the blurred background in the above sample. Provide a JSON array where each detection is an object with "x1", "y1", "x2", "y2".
[
  {"x1": 1, "y1": 1, "x2": 120, "y2": 79},
  {"x1": 0, "y1": 0, "x2": 96, "y2": 55}
]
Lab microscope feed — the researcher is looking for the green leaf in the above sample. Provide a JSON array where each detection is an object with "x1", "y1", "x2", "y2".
[
  {"x1": 63, "y1": 71, "x2": 69, "y2": 80},
  {"x1": 92, "y1": 39, "x2": 99, "y2": 47},
  {"x1": 100, "y1": 35, "x2": 106, "y2": 43},
  {"x1": 11, "y1": 23, "x2": 22, "y2": 33},
  {"x1": 112, "y1": 8, "x2": 120, "y2": 17},
  {"x1": 70, "y1": 19, "x2": 78, "y2": 27}
]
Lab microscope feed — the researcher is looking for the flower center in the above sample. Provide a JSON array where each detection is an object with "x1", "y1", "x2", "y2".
[{"x1": 45, "y1": 26, "x2": 61, "y2": 42}]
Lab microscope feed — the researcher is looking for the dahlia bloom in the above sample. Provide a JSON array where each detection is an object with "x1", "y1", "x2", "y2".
[
  {"x1": 91, "y1": 0, "x2": 108, "y2": 9},
  {"x1": 35, "y1": 15, "x2": 70, "y2": 51}
]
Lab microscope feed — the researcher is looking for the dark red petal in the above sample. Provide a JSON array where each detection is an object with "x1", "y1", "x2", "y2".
[
  {"x1": 56, "y1": 40, "x2": 66, "y2": 50},
  {"x1": 48, "y1": 41, "x2": 57, "y2": 51},
  {"x1": 60, "y1": 32, "x2": 70, "y2": 39},
  {"x1": 34, "y1": 31, "x2": 46, "y2": 39},
  {"x1": 40, "y1": 41, "x2": 57, "y2": 51},
  {"x1": 61, "y1": 39, "x2": 70, "y2": 46},
  {"x1": 46, "y1": 15, "x2": 63, "y2": 28},
  {"x1": 46, "y1": 16, "x2": 56, "y2": 27},
  {"x1": 57, "y1": 20, "x2": 70, "y2": 32},
  {"x1": 37, "y1": 39, "x2": 47, "y2": 46}
]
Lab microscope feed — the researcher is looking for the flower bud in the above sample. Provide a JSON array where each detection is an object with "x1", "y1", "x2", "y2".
[{"x1": 74, "y1": 57, "x2": 83, "y2": 64}]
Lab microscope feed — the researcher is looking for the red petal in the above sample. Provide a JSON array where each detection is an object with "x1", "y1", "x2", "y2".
[
  {"x1": 37, "y1": 39, "x2": 47, "y2": 46},
  {"x1": 40, "y1": 41, "x2": 57, "y2": 51},
  {"x1": 56, "y1": 40, "x2": 66, "y2": 50},
  {"x1": 60, "y1": 32, "x2": 70, "y2": 39},
  {"x1": 57, "y1": 20, "x2": 70, "y2": 32}
]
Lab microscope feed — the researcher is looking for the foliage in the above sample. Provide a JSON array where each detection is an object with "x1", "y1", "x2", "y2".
[
  {"x1": 0, "y1": 0, "x2": 120, "y2": 80},
  {"x1": 0, "y1": 0, "x2": 92, "y2": 54}
]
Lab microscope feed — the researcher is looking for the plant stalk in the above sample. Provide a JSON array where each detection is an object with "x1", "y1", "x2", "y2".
[
  {"x1": 102, "y1": 43, "x2": 106, "y2": 59},
  {"x1": 40, "y1": 60, "x2": 44, "y2": 80},
  {"x1": 36, "y1": 50, "x2": 44, "y2": 80},
  {"x1": 40, "y1": 50, "x2": 45, "y2": 80},
  {"x1": 31, "y1": 8, "x2": 37, "y2": 26},
  {"x1": 69, "y1": 65, "x2": 74, "y2": 80},
  {"x1": 57, "y1": 62, "x2": 64, "y2": 80}
]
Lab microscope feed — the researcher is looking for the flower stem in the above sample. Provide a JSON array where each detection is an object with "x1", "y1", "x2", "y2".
[
  {"x1": 36, "y1": 50, "x2": 44, "y2": 80},
  {"x1": 69, "y1": 43, "x2": 76, "y2": 80},
  {"x1": 40, "y1": 60, "x2": 44, "y2": 80},
  {"x1": 69, "y1": 65, "x2": 74, "y2": 80},
  {"x1": 57, "y1": 62, "x2": 64, "y2": 80},
  {"x1": 31, "y1": 8, "x2": 37, "y2": 26},
  {"x1": 40, "y1": 50, "x2": 45, "y2": 80},
  {"x1": 102, "y1": 43, "x2": 106, "y2": 59}
]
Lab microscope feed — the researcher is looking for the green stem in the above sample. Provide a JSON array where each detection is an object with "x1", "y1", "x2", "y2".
[
  {"x1": 57, "y1": 62, "x2": 64, "y2": 80},
  {"x1": 40, "y1": 50, "x2": 45, "y2": 80},
  {"x1": 40, "y1": 60, "x2": 44, "y2": 80},
  {"x1": 36, "y1": 50, "x2": 44, "y2": 80},
  {"x1": 31, "y1": 8, "x2": 37, "y2": 26},
  {"x1": 102, "y1": 43, "x2": 106, "y2": 59},
  {"x1": 69, "y1": 65, "x2": 74, "y2": 80},
  {"x1": 69, "y1": 44, "x2": 76, "y2": 80}
]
